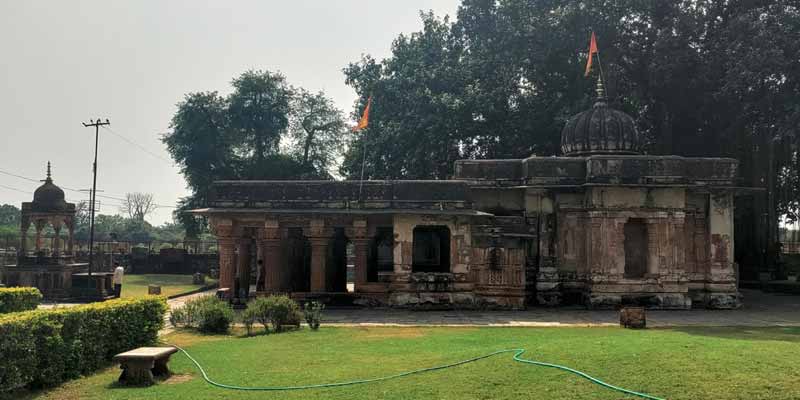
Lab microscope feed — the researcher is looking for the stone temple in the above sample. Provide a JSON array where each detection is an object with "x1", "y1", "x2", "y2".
[{"x1": 193, "y1": 80, "x2": 741, "y2": 310}]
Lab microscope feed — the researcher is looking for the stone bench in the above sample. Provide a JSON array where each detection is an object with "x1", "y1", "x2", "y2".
[{"x1": 113, "y1": 346, "x2": 178, "y2": 386}]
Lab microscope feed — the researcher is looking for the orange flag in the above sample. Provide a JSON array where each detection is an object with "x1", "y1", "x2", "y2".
[
  {"x1": 353, "y1": 96, "x2": 372, "y2": 132},
  {"x1": 584, "y1": 32, "x2": 598, "y2": 77}
]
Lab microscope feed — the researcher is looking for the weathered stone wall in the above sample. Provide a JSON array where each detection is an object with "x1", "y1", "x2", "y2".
[
  {"x1": 389, "y1": 214, "x2": 475, "y2": 308},
  {"x1": 471, "y1": 188, "x2": 525, "y2": 215},
  {"x1": 704, "y1": 191, "x2": 741, "y2": 308},
  {"x1": 469, "y1": 216, "x2": 533, "y2": 309}
]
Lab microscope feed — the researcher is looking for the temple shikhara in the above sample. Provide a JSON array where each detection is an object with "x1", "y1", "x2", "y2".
[{"x1": 193, "y1": 80, "x2": 742, "y2": 310}]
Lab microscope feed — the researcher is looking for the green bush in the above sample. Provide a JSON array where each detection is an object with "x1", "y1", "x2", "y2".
[
  {"x1": 0, "y1": 296, "x2": 166, "y2": 391},
  {"x1": 242, "y1": 295, "x2": 302, "y2": 334},
  {"x1": 241, "y1": 306, "x2": 257, "y2": 336},
  {"x1": 0, "y1": 287, "x2": 43, "y2": 314},
  {"x1": 170, "y1": 296, "x2": 234, "y2": 334},
  {"x1": 303, "y1": 301, "x2": 325, "y2": 330},
  {"x1": 264, "y1": 295, "x2": 301, "y2": 332}
]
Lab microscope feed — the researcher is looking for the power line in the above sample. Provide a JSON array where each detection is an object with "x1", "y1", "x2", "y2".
[
  {"x1": 0, "y1": 166, "x2": 176, "y2": 209},
  {"x1": 0, "y1": 183, "x2": 33, "y2": 195},
  {"x1": 101, "y1": 125, "x2": 175, "y2": 165},
  {"x1": 99, "y1": 126, "x2": 228, "y2": 190},
  {"x1": 0, "y1": 182, "x2": 86, "y2": 204},
  {"x1": 0, "y1": 169, "x2": 40, "y2": 183}
]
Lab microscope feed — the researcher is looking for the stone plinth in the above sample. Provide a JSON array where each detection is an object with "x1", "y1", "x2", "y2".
[{"x1": 620, "y1": 306, "x2": 646, "y2": 329}]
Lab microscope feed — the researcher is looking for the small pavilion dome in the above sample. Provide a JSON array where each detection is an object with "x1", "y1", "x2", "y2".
[
  {"x1": 31, "y1": 162, "x2": 68, "y2": 212},
  {"x1": 560, "y1": 78, "x2": 642, "y2": 156}
]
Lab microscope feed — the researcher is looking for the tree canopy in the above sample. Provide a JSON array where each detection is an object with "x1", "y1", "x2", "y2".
[{"x1": 163, "y1": 70, "x2": 348, "y2": 235}]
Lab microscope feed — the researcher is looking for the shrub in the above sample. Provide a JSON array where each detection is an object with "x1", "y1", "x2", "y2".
[
  {"x1": 0, "y1": 287, "x2": 43, "y2": 314},
  {"x1": 303, "y1": 301, "x2": 325, "y2": 330},
  {"x1": 244, "y1": 297, "x2": 272, "y2": 333},
  {"x1": 241, "y1": 306, "x2": 257, "y2": 336},
  {"x1": 242, "y1": 295, "x2": 302, "y2": 334},
  {"x1": 264, "y1": 295, "x2": 302, "y2": 332},
  {"x1": 170, "y1": 295, "x2": 234, "y2": 334},
  {"x1": 0, "y1": 296, "x2": 166, "y2": 391}
]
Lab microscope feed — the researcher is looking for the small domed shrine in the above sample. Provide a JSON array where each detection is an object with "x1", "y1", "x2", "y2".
[
  {"x1": 1, "y1": 163, "x2": 113, "y2": 300},
  {"x1": 190, "y1": 79, "x2": 742, "y2": 310}
]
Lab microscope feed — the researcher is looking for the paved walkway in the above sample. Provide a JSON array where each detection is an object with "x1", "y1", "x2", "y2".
[
  {"x1": 320, "y1": 289, "x2": 800, "y2": 328},
  {"x1": 43, "y1": 289, "x2": 800, "y2": 329}
]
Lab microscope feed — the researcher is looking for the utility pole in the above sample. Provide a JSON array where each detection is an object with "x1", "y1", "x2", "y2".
[{"x1": 82, "y1": 118, "x2": 110, "y2": 283}]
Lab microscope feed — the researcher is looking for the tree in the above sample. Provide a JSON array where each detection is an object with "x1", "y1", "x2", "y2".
[
  {"x1": 342, "y1": 13, "x2": 467, "y2": 179},
  {"x1": 120, "y1": 192, "x2": 156, "y2": 222},
  {"x1": 228, "y1": 70, "x2": 293, "y2": 166},
  {"x1": 0, "y1": 204, "x2": 20, "y2": 226},
  {"x1": 286, "y1": 89, "x2": 348, "y2": 176},
  {"x1": 163, "y1": 91, "x2": 235, "y2": 237},
  {"x1": 163, "y1": 70, "x2": 347, "y2": 233}
]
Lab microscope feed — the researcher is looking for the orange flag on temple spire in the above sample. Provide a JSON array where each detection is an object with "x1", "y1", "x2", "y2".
[
  {"x1": 584, "y1": 32, "x2": 598, "y2": 77},
  {"x1": 353, "y1": 96, "x2": 372, "y2": 132}
]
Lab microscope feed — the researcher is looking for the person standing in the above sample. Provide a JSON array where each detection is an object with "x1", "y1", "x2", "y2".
[{"x1": 113, "y1": 262, "x2": 124, "y2": 298}]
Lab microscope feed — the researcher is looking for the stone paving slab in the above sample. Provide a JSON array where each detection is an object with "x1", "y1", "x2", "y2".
[
  {"x1": 41, "y1": 289, "x2": 800, "y2": 332},
  {"x1": 319, "y1": 290, "x2": 800, "y2": 328}
]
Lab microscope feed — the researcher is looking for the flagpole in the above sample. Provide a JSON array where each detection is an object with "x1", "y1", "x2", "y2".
[
  {"x1": 355, "y1": 95, "x2": 372, "y2": 203},
  {"x1": 595, "y1": 51, "x2": 608, "y2": 96},
  {"x1": 591, "y1": 32, "x2": 608, "y2": 97},
  {"x1": 358, "y1": 136, "x2": 367, "y2": 203}
]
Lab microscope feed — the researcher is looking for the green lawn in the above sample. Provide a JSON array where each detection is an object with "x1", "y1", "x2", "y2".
[
  {"x1": 121, "y1": 274, "x2": 215, "y2": 298},
  {"x1": 25, "y1": 326, "x2": 800, "y2": 400}
]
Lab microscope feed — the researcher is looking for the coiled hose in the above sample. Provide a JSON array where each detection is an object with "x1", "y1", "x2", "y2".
[{"x1": 173, "y1": 345, "x2": 665, "y2": 399}]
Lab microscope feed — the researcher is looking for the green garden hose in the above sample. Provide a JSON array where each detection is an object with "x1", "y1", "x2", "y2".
[{"x1": 174, "y1": 345, "x2": 665, "y2": 399}]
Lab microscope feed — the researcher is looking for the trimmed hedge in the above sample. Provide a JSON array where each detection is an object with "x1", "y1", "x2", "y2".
[
  {"x1": 0, "y1": 288, "x2": 43, "y2": 314},
  {"x1": 0, "y1": 296, "x2": 167, "y2": 391}
]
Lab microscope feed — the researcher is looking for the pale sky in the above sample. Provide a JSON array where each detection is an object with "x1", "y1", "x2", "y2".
[{"x1": 0, "y1": 0, "x2": 460, "y2": 225}]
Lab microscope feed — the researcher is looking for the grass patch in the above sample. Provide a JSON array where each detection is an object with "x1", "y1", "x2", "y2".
[
  {"x1": 22, "y1": 325, "x2": 800, "y2": 399},
  {"x1": 121, "y1": 274, "x2": 216, "y2": 298}
]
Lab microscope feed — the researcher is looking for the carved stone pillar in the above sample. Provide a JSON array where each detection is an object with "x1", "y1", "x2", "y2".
[
  {"x1": 19, "y1": 217, "x2": 30, "y2": 257},
  {"x1": 305, "y1": 219, "x2": 333, "y2": 292},
  {"x1": 671, "y1": 212, "x2": 686, "y2": 277},
  {"x1": 236, "y1": 239, "x2": 251, "y2": 301},
  {"x1": 52, "y1": 220, "x2": 62, "y2": 257},
  {"x1": 211, "y1": 218, "x2": 236, "y2": 297},
  {"x1": 646, "y1": 219, "x2": 661, "y2": 276},
  {"x1": 34, "y1": 219, "x2": 45, "y2": 253},
  {"x1": 260, "y1": 220, "x2": 284, "y2": 292},
  {"x1": 66, "y1": 218, "x2": 75, "y2": 256},
  {"x1": 347, "y1": 219, "x2": 369, "y2": 291}
]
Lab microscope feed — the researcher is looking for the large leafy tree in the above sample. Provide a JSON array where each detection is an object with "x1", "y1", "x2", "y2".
[
  {"x1": 163, "y1": 91, "x2": 232, "y2": 237},
  {"x1": 286, "y1": 89, "x2": 348, "y2": 176},
  {"x1": 163, "y1": 70, "x2": 345, "y2": 234},
  {"x1": 228, "y1": 70, "x2": 293, "y2": 172}
]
